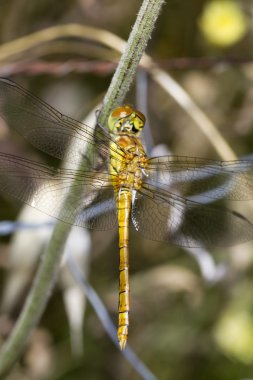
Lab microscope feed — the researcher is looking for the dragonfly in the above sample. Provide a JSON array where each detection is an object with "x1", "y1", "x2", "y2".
[{"x1": 1, "y1": 78, "x2": 253, "y2": 350}]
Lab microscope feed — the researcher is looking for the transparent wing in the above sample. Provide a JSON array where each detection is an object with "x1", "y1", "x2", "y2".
[
  {"x1": 146, "y1": 156, "x2": 253, "y2": 201},
  {"x1": 0, "y1": 78, "x2": 124, "y2": 167},
  {"x1": 131, "y1": 183, "x2": 253, "y2": 247},
  {"x1": 0, "y1": 152, "x2": 117, "y2": 230}
]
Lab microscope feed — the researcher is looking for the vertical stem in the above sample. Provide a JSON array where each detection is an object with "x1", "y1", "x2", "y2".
[
  {"x1": 98, "y1": 0, "x2": 165, "y2": 127},
  {"x1": 0, "y1": 222, "x2": 69, "y2": 377},
  {"x1": 0, "y1": 0, "x2": 165, "y2": 375}
]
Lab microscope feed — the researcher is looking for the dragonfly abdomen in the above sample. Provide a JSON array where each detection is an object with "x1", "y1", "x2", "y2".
[{"x1": 117, "y1": 187, "x2": 131, "y2": 350}]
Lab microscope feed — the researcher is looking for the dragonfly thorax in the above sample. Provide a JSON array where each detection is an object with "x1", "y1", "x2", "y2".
[{"x1": 110, "y1": 133, "x2": 148, "y2": 192}]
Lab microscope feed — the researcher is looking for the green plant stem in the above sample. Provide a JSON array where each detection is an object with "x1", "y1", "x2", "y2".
[
  {"x1": 98, "y1": 0, "x2": 165, "y2": 126},
  {"x1": 0, "y1": 0, "x2": 164, "y2": 376},
  {"x1": 0, "y1": 222, "x2": 68, "y2": 377}
]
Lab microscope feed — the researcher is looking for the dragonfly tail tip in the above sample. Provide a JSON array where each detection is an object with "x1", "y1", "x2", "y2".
[
  {"x1": 118, "y1": 338, "x2": 127, "y2": 351},
  {"x1": 118, "y1": 328, "x2": 128, "y2": 350}
]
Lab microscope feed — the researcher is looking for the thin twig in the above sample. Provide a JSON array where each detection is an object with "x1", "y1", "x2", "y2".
[
  {"x1": 0, "y1": 24, "x2": 125, "y2": 62},
  {"x1": 1, "y1": 56, "x2": 253, "y2": 76},
  {"x1": 67, "y1": 256, "x2": 158, "y2": 380},
  {"x1": 0, "y1": 60, "x2": 116, "y2": 76},
  {"x1": 148, "y1": 67, "x2": 237, "y2": 160},
  {"x1": 97, "y1": 0, "x2": 165, "y2": 126}
]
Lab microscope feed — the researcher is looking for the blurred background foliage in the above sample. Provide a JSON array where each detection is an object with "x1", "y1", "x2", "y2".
[{"x1": 0, "y1": 0, "x2": 253, "y2": 379}]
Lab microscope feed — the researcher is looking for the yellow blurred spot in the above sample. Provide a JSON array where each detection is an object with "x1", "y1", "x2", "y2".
[
  {"x1": 199, "y1": 0, "x2": 248, "y2": 47},
  {"x1": 214, "y1": 309, "x2": 253, "y2": 363}
]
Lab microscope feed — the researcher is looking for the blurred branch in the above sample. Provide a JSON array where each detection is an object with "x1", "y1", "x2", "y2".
[
  {"x1": 0, "y1": 218, "x2": 157, "y2": 379},
  {"x1": 67, "y1": 256, "x2": 158, "y2": 380},
  {"x1": 186, "y1": 247, "x2": 227, "y2": 284},
  {"x1": 0, "y1": 220, "x2": 54, "y2": 235},
  {"x1": 0, "y1": 60, "x2": 116, "y2": 76},
  {"x1": 0, "y1": 1, "x2": 165, "y2": 376},
  {"x1": 0, "y1": 21, "x2": 237, "y2": 159},
  {"x1": 157, "y1": 56, "x2": 253, "y2": 70},
  {"x1": 1, "y1": 56, "x2": 253, "y2": 77},
  {"x1": 0, "y1": 24, "x2": 125, "y2": 62},
  {"x1": 148, "y1": 66, "x2": 237, "y2": 160}
]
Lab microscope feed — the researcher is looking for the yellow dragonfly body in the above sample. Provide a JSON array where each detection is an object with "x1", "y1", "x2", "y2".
[
  {"x1": 109, "y1": 106, "x2": 147, "y2": 348},
  {"x1": 1, "y1": 78, "x2": 253, "y2": 349}
]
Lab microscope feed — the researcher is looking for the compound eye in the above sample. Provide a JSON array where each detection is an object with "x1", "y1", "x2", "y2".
[
  {"x1": 135, "y1": 110, "x2": 145, "y2": 123},
  {"x1": 111, "y1": 105, "x2": 133, "y2": 119},
  {"x1": 131, "y1": 116, "x2": 144, "y2": 133},
  {"x1": 134, "y1": 117, "x2": 144, "y2": 130}
]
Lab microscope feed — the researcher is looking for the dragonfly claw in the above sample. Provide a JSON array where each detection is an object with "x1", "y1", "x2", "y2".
[{"x1": 141, "y1": 168, "x2": 148, "y2": 177}]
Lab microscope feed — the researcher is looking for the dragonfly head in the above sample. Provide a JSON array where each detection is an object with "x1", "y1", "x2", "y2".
[{"x1": 108, "y1": 105, "x2": 145, "y2": 135}]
